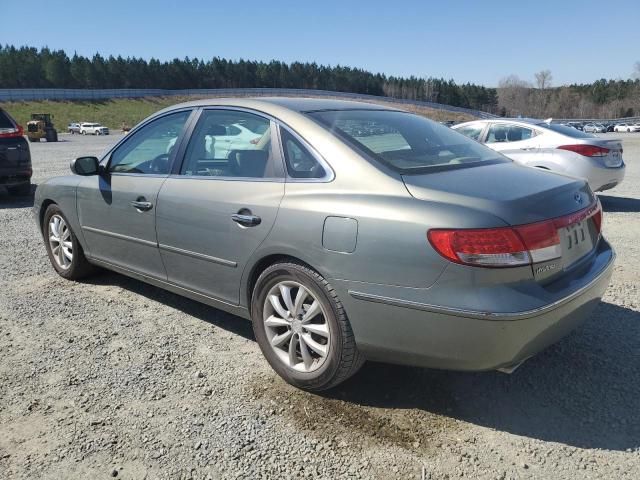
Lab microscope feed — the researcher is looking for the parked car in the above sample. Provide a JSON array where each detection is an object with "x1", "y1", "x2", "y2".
[
  {"x1": 583, "y1": 123, "x2": 606, "y2": 133},
  {"x1": 605, "y1": 123, "x2": 616, "y2": 132},
  {"x1": 567, "y1": 122, "x2": 584, "y2": 131},
  {"x1": 0, "y1": 107, "x2": 32, "y2": 196},
  {"x1": 167, "y1": 122, "x2": 264, "y2": 158},
  {"x1": 613, "y1": 123, "x2": 640, "y2": 132},
  {"x1": 453, "y1": 118, "x2": 625, "y2": 191},
  {"x1": 68, "y1": 123, "x2": 81, "y2": 134},
  {"x1": 80, "y1": 123, "x2": 109, "y2": 135},
  {"x1": 34, "y1": 98, "x2": 615, "y2": 390}
]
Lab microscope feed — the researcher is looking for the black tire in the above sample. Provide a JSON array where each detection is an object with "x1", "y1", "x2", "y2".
[
  {"x1": 251, "y1": 261, "x2": 364, "y2": 391},
  {"x1": 42, "y1": 204, "x2": 97, "y2": 280},
  {"x1": 7, "y1": 183, "x2": 31, "y2": 196},
  {"x1": 28, "y1": 136, "x2": 39, "y2": 143}
]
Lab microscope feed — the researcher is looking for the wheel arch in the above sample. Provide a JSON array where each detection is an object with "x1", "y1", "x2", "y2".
[
  {"x1": 38, "y1": 199, "x2": 58, "y2": 233},
  {"x1": 243, "y1": 253, "x2": 324, "y2": 314}
]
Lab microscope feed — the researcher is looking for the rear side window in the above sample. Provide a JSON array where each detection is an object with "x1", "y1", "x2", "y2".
[
  {"x1": 280, "y1": 128, "x2": 326, "y2": 179},
  {"x1": 486, "y1": 124, "x2": 535, "y2": 143},
  {"x1": 0, "y1": 110, "x2": 15, "y2": 129},
  {"x1": 180, "y1": 110, "x2": 276, "y2": 178}
]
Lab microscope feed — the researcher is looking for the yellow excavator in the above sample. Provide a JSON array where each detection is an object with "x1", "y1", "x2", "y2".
[{"x1": 26, "y1": 113, "x2": 58, "y2": 142}]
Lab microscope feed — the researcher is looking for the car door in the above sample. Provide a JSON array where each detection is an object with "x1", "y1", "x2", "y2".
[
  {"x1": 156, "y1": 108, "x2": 285, "y2": 304},
  {"x1": 483, "y1": 123, "x2": 539, "y2": 164},
  {"x1": 76, "y1": 109, "x2": 193, "y2": 279}
]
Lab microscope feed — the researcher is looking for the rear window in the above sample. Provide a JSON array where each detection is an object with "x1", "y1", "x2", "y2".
[
  {"x1": 0, "y1": 110, "x2": 16, "y2": 129},
  {"x1": 542, "y1": 123, "x2": 595, "y2": 138},
  {"x1": 308, "y1": 110, "x2": 506, "y2": 174}
]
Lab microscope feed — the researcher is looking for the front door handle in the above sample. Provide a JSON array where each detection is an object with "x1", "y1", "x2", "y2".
[
  {"x1": 231, "y1": 213, "x2": 261, "y2": 227},
  {"x1": 130, "y1": 198, "x2": 153, "y2": 211}
]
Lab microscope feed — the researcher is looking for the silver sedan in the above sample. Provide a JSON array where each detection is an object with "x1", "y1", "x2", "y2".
[
  {"x1": 34, "y1": 98, "x2": 615, "y2": 390},
  {"x1": 453, "y1": 118, "x2": 625, "y2": 192}
]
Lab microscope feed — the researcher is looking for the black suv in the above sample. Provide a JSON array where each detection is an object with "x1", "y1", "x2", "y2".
[{"x1": 0, "y1": 108, "x2": 32, "y2": 196}]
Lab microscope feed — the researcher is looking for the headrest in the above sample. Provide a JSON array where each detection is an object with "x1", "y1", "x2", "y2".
[
  {"x1": 494, "y1": 128, "x2": 506, "y2": 141},
  {"x1": 506, "y1": 128, "x2": 522, "y2": 141},
  {"x1": 206, "y1": 124, "x2": 226, "y2": 136}
]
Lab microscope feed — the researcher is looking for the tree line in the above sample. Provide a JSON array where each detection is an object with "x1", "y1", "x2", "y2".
[
  {"x1": 2, "y1": 46, "x2": 638, "y2": 119},
  {"x1": 0, "y1": 45, "x2": 497, "y2": 111},
  {"x1": 498, "y1": 71, "x2": 640, "y2": 119}
]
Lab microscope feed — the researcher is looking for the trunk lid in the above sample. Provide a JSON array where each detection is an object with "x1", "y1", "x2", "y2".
[
  {"x1": 402, "y1": 162, "x2": 594, "y2": 226},
  {"x1": 587, "y1": 137, "x2": 624, "y2": 168}
]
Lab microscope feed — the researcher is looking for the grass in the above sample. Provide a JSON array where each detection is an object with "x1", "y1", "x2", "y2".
[{"x1": 0, "y1": 95, "x2": 475, "y2": 131}]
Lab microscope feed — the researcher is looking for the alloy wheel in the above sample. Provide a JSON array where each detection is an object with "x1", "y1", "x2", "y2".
[
  {"x1": 48, "y1": 214, "x2": 73, "y2": 269},
  {"x1": 263, "y1": 281, "x2": 331, "y2": 372}
]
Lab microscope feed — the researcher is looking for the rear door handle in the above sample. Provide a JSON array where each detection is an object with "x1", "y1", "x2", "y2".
[
  {"x1": 130, "y1": 198, "x2": 153, "y2": 211},
  {"x1": 231, "y1": 213, "x2": 261, "y2": 227}
]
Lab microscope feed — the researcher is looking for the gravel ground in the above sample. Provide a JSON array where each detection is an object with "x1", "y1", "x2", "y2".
[{"x1": 0, "y1": 132, "x2": 638, "y2": 480}]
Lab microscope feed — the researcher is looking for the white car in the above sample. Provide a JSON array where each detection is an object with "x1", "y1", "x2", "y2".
[
  {"x1": 613, "y1": 123, "x2": 640, "y2": 133},
  {"x1": 166, "y1": 122, "x2": 264, "y2": 157},
  {"x1": 453, "y1": 119, "x2": 625, "y2": 192},
  {"x1": 80, "y1": 123, "x2": 109, "y2": 135}
]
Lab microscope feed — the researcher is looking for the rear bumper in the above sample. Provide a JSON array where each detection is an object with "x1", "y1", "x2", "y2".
[
  {"x1": 588, "y1": 163, "x2": 625, "y2": 192},
  {"x1": 0, "y1": 169, "x2": 32, "y2": 186},
  {"x1": 333, "y1": 240, "x2": 615, "y2": 371}
]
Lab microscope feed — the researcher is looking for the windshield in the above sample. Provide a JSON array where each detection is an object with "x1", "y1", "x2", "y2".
[
  {"x1": 308, "y1": 110, "x2": 506, "y2": 174},
  {"x1": 542, "y1": 123, "x2": 595, "y2": 138}
]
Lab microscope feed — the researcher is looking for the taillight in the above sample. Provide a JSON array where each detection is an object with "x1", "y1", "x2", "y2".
[
  {"x1": 558, "y1": 144, "x2": 609, "y2": 157},
  {"x1": 428, "y1": 202, "x2": 602, "y2": 268},
  {"x1": 0, "y1": 125, "x2": 24, "y2": 138}
]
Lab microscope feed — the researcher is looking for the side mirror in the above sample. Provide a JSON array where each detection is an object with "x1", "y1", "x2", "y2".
[{"x1": 70, "y1": 156, "x2": 100, "y2": 176}]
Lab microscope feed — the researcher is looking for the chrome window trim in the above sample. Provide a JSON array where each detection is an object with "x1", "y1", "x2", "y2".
[
  {"x1": 82, "y1": 226, "x2": 157, "y2": 248},
  {"x1": 159, "y1": 243, "x2": 237, "y2": 268}
]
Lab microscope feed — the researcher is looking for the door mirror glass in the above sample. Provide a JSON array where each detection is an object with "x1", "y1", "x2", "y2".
[{"x1": 71, "y1": 156, "x2": 100, "y2": 175}]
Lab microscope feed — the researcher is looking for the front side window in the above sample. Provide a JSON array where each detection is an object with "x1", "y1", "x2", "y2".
[
  {"x1": 108, "y1": 111, "x2": 191, "y2": 174},
  {"x1": 486, "y1": 124, "x2": 535, "y2": 143},
  {"x1": 309, "y1": 110, "x2": 505, "y2": 174},
  {"x1": 180, "y1": 110, "x2": 275, "y2": 178},
  {"x1": 456, "y1": 124, "x2": 484, "y2": 141}
]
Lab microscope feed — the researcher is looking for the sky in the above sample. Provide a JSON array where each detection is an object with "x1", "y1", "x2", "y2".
[{"x1": 2, "y1": 0, "x2": 639, "y2": 87}]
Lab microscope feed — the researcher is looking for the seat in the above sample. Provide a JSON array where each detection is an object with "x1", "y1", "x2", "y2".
[
  {"x1": 507, "y1": 128, "x2": 523, "y2": 142},
  {"x1": 491, "y1": 127, "x2": 506, "y2": 143},
  {"x1": 183, "y1": 124, "x2": 227, "y2": 174},
  {"x1": 228, "y1": 150, "x2": 269, "y2": 177}
]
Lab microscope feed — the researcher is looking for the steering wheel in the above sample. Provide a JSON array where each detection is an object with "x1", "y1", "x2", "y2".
[{"x1": 149, "y1": 154, "x2": 170, "y2": 174}]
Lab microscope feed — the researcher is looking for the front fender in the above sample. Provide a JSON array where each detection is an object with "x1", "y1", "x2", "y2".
[{"x1": 33, "y1": 176, "x2": 87, "y2": 250}]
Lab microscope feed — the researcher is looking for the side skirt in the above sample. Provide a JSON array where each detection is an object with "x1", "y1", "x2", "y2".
[{"x1": 87, "y1": 257, "x2": 252, "y2": 320}]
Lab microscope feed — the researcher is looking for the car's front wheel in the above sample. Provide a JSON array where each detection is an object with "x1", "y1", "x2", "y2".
[
  {"x1": 251, "y1": 262, "x2": 364, "y2": 391},
  {"x1": 43, "y1": 204, "x2": 96, "y2": 280}
]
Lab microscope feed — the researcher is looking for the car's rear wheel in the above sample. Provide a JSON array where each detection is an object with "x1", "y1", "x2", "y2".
[
  {"x1": 251, "y1": 262, "x2": 364, "y2": 391},
  {"x1": 43, "y1": 204, "x2": 96, "y2": 280}
]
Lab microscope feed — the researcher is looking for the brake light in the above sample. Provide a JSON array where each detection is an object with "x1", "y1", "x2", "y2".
[
  {"x1": 428, "y1": 202, "x2": 602, "y2": 268},
  {"x1": 0, "y1": 125, "x2": 24, "y2": 138},
  {"x1": 558, "y1": 144, "x2": 609, "y2": 157}
]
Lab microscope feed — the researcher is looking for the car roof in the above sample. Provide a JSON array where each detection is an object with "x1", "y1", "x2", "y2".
[{"x1": 155, "y1": 96, "x2": 394, "y2": 116}]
